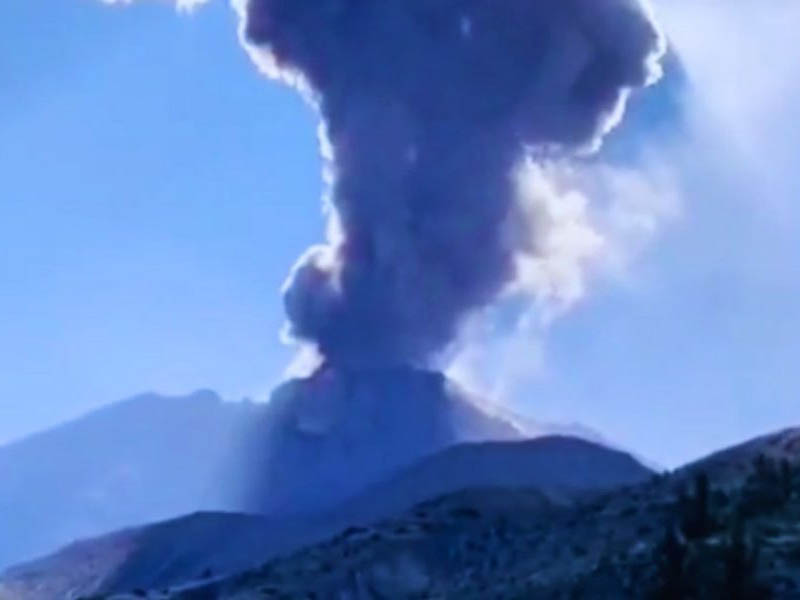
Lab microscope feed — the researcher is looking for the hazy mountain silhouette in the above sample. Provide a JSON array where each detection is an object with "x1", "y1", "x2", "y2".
[
  {"x1": 0, "y1": 375, "x2": 624, "y2": 574},
  {"x1": 0, "y1": 391, "x2": 257, "y2": 569}
]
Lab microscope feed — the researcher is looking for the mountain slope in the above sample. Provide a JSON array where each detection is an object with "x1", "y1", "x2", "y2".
[
  {"x1": 166, "y1": 428, "x2": 800, "y2": 600},
  {"x1": 0, "y1": 513, "x2": 279, "y2": 600},
  {"x1": 0, "y1": 435, "x2": 653, "y2": 599},
  {"x1": 235, "y1": 367, "x2": 525, "y2": 516},
  {"x1": 329, "y1": 435, "x2": 652, "y2": 526},
  {"x1": 0, "y1": 371, "x2": 521, "y2": 571},
  {"x1": 0, "y1": 391, "x2": 258, "y2": 569},
  {"x1": 0, "y1": 371, "x2": 608, "y2": 572},
  {"x1": 681, "y1": 427, "x2": 800, "y2": 485}
]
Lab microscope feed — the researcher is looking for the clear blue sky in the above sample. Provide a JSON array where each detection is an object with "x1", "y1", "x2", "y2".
[{"x1": 2, "y1": 0, "x2": 799, "y2": 468}]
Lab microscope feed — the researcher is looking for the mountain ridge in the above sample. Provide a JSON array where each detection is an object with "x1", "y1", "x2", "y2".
[
  {"x1": 0, "y1": 434, "x2": 653, "y2": 600},
  {"x1": 166, "y1": 426, "x2": 800, "y2": 599},
  {"x1": 0, "y1": 390, "x2": 257, "y2": 569}
]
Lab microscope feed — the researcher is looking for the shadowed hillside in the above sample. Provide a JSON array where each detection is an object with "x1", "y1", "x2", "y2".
[
  {"x1": 0, "y1": 435, "x2": 652, "y2": 599},
  {"x1": 26, "y1": 428, "x2": 793, "y2": 600}
]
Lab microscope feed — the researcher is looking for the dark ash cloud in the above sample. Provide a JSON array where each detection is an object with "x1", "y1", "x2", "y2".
[{"x1": 235, "y1": 0, "x2": 666, "y2": 369}]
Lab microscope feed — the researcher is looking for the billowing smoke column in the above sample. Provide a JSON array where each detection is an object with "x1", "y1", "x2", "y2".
[{"x1": 233, "y1": 0, "x2": 666, "y2": 369}]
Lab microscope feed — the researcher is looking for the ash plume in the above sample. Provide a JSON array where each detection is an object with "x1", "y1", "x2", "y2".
[
  {"x1": 102, "y1": 0, "x2": 666, "y2": 370},
  {"x1": 233, "y1": 0, "x2": 666, "y2": 369}
]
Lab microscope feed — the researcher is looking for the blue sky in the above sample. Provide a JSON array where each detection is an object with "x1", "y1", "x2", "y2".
[
  {"x1": 2, "y1": 0, "x2": 799, "y2": 468},
  {"x1": 0, "y1": 1, "x2": 322, "y2": 438}
]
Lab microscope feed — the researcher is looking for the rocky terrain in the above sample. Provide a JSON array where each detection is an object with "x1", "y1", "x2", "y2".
[{"x1": 93, "y1": 429, "x2": 800, "y2": 599}]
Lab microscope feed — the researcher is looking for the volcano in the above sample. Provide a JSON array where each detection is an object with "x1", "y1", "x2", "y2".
[{"x1": 237, "y1": 366, "x2": 524, "y2": 515}]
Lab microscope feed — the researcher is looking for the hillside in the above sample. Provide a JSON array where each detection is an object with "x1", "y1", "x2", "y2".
[
  {"x1": 103, "y1": 428, "x2": 800, "y2": 600},
  {"x1": 0, "y1": 435, "x2": 652, "y2": 600},
  {"x1": 0, "y1": 371, "x2": 614, "y2": 573},
  {"x1": 0, "y1": 391, "x2": 259, "y2": 569},
  {"x1": 327, "y1": 435, "x2": 651, "y2": 526},
  {"x1": 681, "y1": 428, "x2": 800, "y2": 484}
]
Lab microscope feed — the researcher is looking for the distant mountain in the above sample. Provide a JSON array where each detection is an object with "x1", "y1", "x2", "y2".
[
  {"x1": 0, "y1": 373, "x2": 517, "y2": 570},
  {"x1": 0, "y1": 435, "x2": 653, "y2": 599},
  {"x1": 0, "y1": 371, "x2": 623, "y2": 575},
  {"x1": 0, "y1": 390, "x2": 259, "y2": 569}
]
